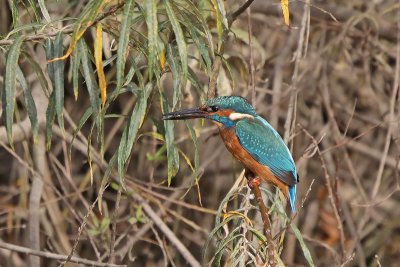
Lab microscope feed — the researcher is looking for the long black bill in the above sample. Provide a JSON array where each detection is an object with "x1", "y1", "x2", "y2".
[{"x1": 162, "y1": 108, "x2": 207, "y2": 120}]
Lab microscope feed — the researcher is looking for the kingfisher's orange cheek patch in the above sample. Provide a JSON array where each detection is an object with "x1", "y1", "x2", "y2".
[{"x1": 213, "y1": 109, "x2": 234, "y2": 117}]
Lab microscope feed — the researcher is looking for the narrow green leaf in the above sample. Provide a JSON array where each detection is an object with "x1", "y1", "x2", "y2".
[
  {"x1": 163, "y1": 103, "x2": 179, "y2": 185},
  {"x1": 118, "y1": 121, "x2": 129, "y2": 189},
  {"x1": 99, "y1": 152, "x2": 117, "y2": 212},
  {"x1": 291, "y1": 222, "x2": 315, "y2": 267},
  {"x1": 53, "y1": 32, "x2": 65, "y2": 132},
  {"x1": 186, "y1": 121, "x2": 198, "y2": 177},
  {"x1": 116, "y1": 0, "x2": 136, "y2": 96},
  {"x1": 220, "y1": 53, "x2": 235, "y2": 90},
  {"x1": 26, "y1": 0, "x2": 40, "y2": 22},
  {"x1": 184, "y1": 18, "x2": 212, "y2": 73},
  {"x1": 46, "y1": 92, "x2": 56, "y2": 149},
  {"x1": 5, "y1": 23, "x2": 44, "y2": 39},
  {"x1": 118, "y1": 83, "x2": 153, "y2": 188},
  {"x1": 16, "y1": 67, "x2": 38, "y2": 144},
  {"x1": 11, "y1": 1, "x2": 19, "y2": 27},
  {"x1": 165, "y1": 0, "x2": 187, "y2": 87},
  {"x1": 100, "y1": 217, "x2": 110, "y2": 232},
  {"x1": 145, "y1": 0, "x2": 158, "y2": 81},
  {"x1": 69, "y1": 107, "x2": 93, "y2": 157},
  {"x1": 181, "y1": 0, "x2": 214, "y2": 57},
  {"x1": 126, "y1": 52, "x2": 144, "y2": 89},
  {"x1": 38, "y1": 0, "x2": 52, "y2": 23},
  {"x1": 46, "y1": 33, "x2": 65, "y2": 132},
  {"x1": 123, "y1": 83, "x2": 153, "y2": 162},
  {"x1": 216, "y1": 0, "x2": 228, "y2": 29},
  {"x1": 166, "y1": 44, "x2": 182, "y2": 109},
  {"x1": 71, "y1": 48, "x2": 81, "y2": 100},
  {"x1": 45, "y1": 38, "x2": 55, "y2": 83},
  {"x1": 202, "y1": 215, "x2": 238, "y2": 263},
  {"x1": 2, "y1": 35, "x2": 24, "y2": 147},
  {"x1": 78, "y1": 39, "x2": 100, "y2": 117},
  {"x1": 188, "y1": 66, "x2": 206, "y2": 101},
  {"x1": 87, "y1": 229, "x2": 100, "y2": 236},
  {"x1": 211, "y1": 0, "x2": 223, "y2": 51},
  {"x1": 24, "y1": 52, "x2": 49, "y2": 94}
]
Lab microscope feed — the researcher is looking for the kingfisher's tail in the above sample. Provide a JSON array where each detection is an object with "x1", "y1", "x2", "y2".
[{"x1": 288, "y1": 185, "x2": 297, "y2": 212}]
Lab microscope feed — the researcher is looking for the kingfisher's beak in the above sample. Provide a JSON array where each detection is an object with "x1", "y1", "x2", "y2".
[{"x1": 162, "y1": 107, "x2": 207, "y2": 120}]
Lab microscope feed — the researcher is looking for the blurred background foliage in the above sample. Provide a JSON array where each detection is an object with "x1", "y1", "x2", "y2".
[{"x1": 0, "y1": 0, "x2": 399, "y2": 266}]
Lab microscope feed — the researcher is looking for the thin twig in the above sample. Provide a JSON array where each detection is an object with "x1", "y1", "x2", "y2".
[
  {"x1": 301, "y1": 126, "x2": 347, "y2": 259},
  {"x1": 0, "y1": 3, "x2": 125, "y2": 45},
  {"x1": 228, "y1": 0, "x2": 256, "y2": 24},
  {"x1": 283, "y1": 0, "x2": 310, "y2": 143},
  {"x1": 0, "y1": 241, "x2": 126, "y2": 267},
  {"x1": 247, "y1": 7, "x2": 256, "y2": 107},
  {"x1": 370, "y1": 9, "x2": 400, "y2": 199},
  {"x1": 109, "y1": 186, "x2": 122, "y2": 264},
  {"x1": 132, "y1": 194, "x2": 201, "y2": 267},
  {"x1": 59, "y1": 186, "x2": 106, "y2": 267}
]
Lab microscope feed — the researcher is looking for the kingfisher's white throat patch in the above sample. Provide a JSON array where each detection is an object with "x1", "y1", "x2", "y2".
[{"x1": 229, "y1": 113, "x2": 255, "y2": 121}]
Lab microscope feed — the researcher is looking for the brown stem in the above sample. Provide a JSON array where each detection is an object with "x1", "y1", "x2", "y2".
[
  {"x1": 228, "y1": 0, "x2": 256, "y2": 25},
  {"x1": 248, "y1": 178, "x2": 277, "y2": 266}
]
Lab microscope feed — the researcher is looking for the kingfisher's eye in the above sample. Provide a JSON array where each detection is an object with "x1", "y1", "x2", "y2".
[{"x1": 211, "y1": 106, "x2": 219, "y2": 112}]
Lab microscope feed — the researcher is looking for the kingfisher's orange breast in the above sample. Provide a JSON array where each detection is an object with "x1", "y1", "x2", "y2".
[{"x1": 217, "y1": 126, "x2": 289, "y2": 198}]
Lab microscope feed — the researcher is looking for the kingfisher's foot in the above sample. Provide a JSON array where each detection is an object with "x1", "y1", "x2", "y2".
[{"x1": 248, "y1": 177, "x2": 261, "y2": 188}]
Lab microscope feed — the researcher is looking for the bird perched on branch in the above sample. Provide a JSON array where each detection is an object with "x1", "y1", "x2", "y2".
[{"x1": 163, "y1": 96, "x2": 299, "y2": 212}]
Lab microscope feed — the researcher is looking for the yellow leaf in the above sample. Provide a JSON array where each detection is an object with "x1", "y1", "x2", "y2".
[
  {"x1": 159, "y1": 49, "x2": 166, "y2": 71},
  {"x1": 47, "y1": 0, "x2": 111, "y2": 64},
  {"x1": 95, "y1": 23, "x2": 107, "y2": 108},
  {"x1": 281, "y1": 0, "x2": 290, "y2": 26}
]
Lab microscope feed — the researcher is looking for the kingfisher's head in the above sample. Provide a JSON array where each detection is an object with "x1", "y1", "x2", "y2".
[{"x1": 162, "y1": 96, "x2": 257, "y2": 128}]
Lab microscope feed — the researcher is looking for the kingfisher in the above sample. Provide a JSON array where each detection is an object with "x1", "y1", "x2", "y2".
[{"x1": 162, "y1": 96, "x2": 298, "y2": 212}]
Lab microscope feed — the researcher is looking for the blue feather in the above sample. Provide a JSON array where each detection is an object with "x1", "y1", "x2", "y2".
[
  {"x1": 289, "y1": 185, "x2": 297, "y2": 212},
  {"x1": 235, "y1": 116, "x2": 298, "y2": 211}
]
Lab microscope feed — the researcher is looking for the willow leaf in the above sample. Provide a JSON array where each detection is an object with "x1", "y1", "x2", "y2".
[
  {"x1": 78, "y1": 39, "x2": 100, "y2": 117},
  {"x1": 27, "y1": 0, "x2": 40, "y2": 22},
  {"x1": 2, "y1": 35, "x2": 24, "y2": 147},
  {"x1": 118, "y1": 120, "x2": 129, "y2": 189},
  {"x1": 49, "y1": 0, "x2": 108, "y2": 63},
  {"x1": 291, "y1": 222, "x2": 315, "y2": 267},
  {"x1": 116, "y1": 0, "x2": 136, "y2": 96},
  {"x1": 38, "y1": 0, "x2": 51, "y2": 22},
  {"x1": 71, "y1": 48, "x2": 81, "y2": 100},
  {"x1": 145, "y1": 0, "x2": 158, "y2": 81},
  {"x1": 69, "y1": 107, "x2": 93, "y2": 157},
  {"x1": 46, "y1": 92, "x2": 56, "y2": 149},
  {"x1": 166, "y1": 44, "x2": 181, "y2": 109},
  {"x1": 16, "y1": 67, "x2": 38, "y2": 144},
  {"x1": 165, "y1": 0, "x2": 187, "y2": 87},
  {"x1": 123, "y1": 83, "x2": 153, "y2": 162},
  {"x1": 53, "y1": 32, "x2": 65, "y2": 132},
  {"x1": 163, "y1": 102, "x2": 179, "y2": 185}
]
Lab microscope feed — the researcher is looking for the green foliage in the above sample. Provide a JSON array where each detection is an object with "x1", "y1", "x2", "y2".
[
  {"x1": 203, "y1": 185, "x2": 314, "y2": 266},
  {"x1": 2, "y1": 35, "x2": 24, "y2": 148},
  {"x1": 1, "y1": 1, "x2": 313, "y2": 266},
  {"x1": 87, "y1": 216, "x2": 111, "y2": 236}
]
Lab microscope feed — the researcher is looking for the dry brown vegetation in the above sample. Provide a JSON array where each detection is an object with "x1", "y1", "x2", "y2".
[{"x1": 0, "y1": 0, "x2": 399, "y2": 266}]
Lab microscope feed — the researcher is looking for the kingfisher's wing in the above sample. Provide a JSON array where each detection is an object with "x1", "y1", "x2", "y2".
[{"x1": 235, "y1": 116, "x2": 297, "y2": 186}]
